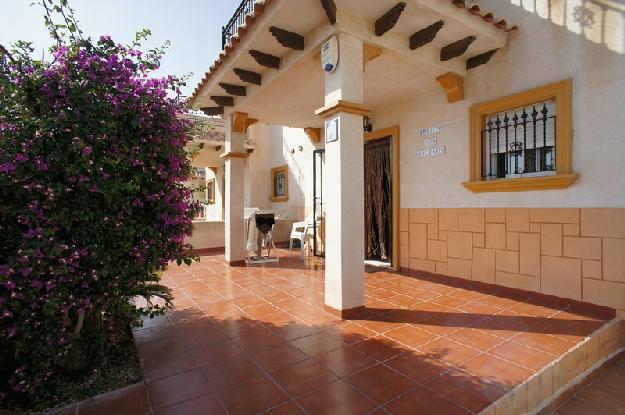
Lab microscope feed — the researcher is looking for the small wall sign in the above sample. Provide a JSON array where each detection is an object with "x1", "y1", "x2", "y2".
[
  {"x1": 325, "y1": 116, "x2": 340, "y2": 143},
  {"x1": 417, "y1": 146, "x2": 446, "y2": 158},
  {"x1": 321, "y1": 36, "x2": 339, "y2": 73},
  {"x1": 420, "y1": 126, "x2": 442, "y2": 136},
  {"x1": 424, "y1": 137, "x2": 438, "y2": 147}
]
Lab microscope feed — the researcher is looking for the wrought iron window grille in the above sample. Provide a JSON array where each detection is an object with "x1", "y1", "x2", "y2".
[{"x1": 482, "y1": 100, "x2": 557, "y2": 180}]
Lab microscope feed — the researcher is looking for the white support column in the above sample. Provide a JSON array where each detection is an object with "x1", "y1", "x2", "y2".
[
  {"x1": 223, "y1": 113, "x2": 247, "y2": 266},
  {"x1": 317, "y1": 33, "x2": 367, "y2": 318}
]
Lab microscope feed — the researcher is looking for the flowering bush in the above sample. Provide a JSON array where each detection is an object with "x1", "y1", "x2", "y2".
[{"x1": 0, "y1": 0, "x2": 199, "y2": 404}]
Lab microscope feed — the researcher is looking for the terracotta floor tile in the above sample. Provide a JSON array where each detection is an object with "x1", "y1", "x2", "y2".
[
  {"x1": 146, "y1": 369, "x2": 213, "y2": 409},
  {"x1": 233, "y1": 328, "x2": 285, "y2": 353},
  {"x1": 554, "y1": 396, "x2": 622, "y2": 415},
  {"x1": 289, "y1": 332, "x2": 344, "y2": 357},
  {"x1": 262, "y1": 401, "x2": 306, "y2": 414},
  {"x1": 385, "y1": 386, "x2": 471, "y2": 415},
  {"x1": 296, "y1": 381, "x2": 376, "y2": 415},
  {"x1": 489, "y1": 341, "x2": 556, "y2": 371},
  {"x1": 252, "y1": 343, "x2": 309, "y2": 373},
  {"x1": 424, "y1": 369, "x2": 506, "y2": 414},
  {"x1": 351, "y1": 336, "x2": 407, "y2": 361},
  {"x1": 346, "y1": 364, "x2": 416, "y2": 404},
  {"x1": 385, "y1": 351, "x2": 450, "y2": 384},
  {"x1": 460, "y1": 354, "x2": 534, "y2": 391},
  {"x1": 190, "y1": 339, "x2": 242, "y2": 367},
  {"x1": 513, "y1": 332, "x2": 575, "y2": 355},
  {"x1": 153, "y1": 393, "x2": 226, "y2": 415},
  {"x1": 79, "y1": 383, "x2": 150, "y2": 415},
  {"x1": 202, "y1": 355, "x2": 262, "y2": 390},
  {"x1": 218, "y1": 375, "x2": 289, "y2": 415},
  {"x1": 445, "y1": 327, "x2": 504, "y2": 351},
  {"x1": 175, "y1": 325, "x2": 231, "y2": 349},
  {"x1": 142, "y1": 350, "x2": 200, "y2": 381},
  {"x1": 315, "y1": 346, "x2": 377, "y2": 378},
  {"x1": 272, "y1": 359, "x2": 338, "y2": 397},
  {"x1": 385, "y1": 325, "x2": 439, "y2": 348},
  {"x1": 417, "y1": 338, "x2": 481, "y2": 366},
  {"x1": 429, "y1": 295, "x2": 470, "y2": 309}
]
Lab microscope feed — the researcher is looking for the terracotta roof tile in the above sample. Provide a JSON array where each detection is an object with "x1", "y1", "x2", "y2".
[{"x1": 189, "y1": 0, "x2": 516, "y2": 105}]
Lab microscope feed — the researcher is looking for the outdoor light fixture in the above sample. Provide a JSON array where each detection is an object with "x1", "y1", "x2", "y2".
[
  {"x1": 363, "y1": 116, "x2": 373, "y2": 133},
  {"x1": 298, "y1": 146, "x2": 303, "y2": 152}
]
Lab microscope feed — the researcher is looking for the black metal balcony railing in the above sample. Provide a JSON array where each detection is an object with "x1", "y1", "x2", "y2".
[{"x1": 222, "y1": 0, "x2": 255, "y2": 49}]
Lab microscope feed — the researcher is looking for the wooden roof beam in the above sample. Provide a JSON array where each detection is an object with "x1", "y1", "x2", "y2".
[
  {"x1": 410, "y1": 20, "x2": 444, "y2": 50},
  {"x1": 218, "y1": 83, "x2": 246, "y2": 96},
  {"x1": 466, "y1": 48, "x2": 499, "y2": 70},
  {"x1": 249, "y1": 50, "x2": 281, "y2": 69},
  {"x1": 270, "y1": 26, "x2": 305, "y2": 50},
  {"x1": 200, "y1": 107, "x2": 224, "y2": 116},
  {"x1": 440, "y1": 36, "x2": 476, "y2": 61},
  {"x1": 320, "y1": 0, "x2": 337, "y2": 25},
  {"x1": 233, "y1": 68, "x2": 262, "y2": 86},
  {"x1": 210, "y1": 96, "x2": 234, "y2": 107},
  {"x1": 375, "y1": 2, "x2": 407, "y2": 36}
]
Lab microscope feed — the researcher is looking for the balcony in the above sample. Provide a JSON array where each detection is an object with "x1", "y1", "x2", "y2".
[{"x1": 222, "y1": 0, "x2": 255, "y2": 49}]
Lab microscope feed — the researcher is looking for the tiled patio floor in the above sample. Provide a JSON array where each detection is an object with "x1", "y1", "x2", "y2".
[{"x1": 75, "y1": 251, "x2": 616, "y2": 414}]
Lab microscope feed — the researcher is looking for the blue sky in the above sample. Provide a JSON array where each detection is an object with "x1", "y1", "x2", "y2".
[{"x1": 0, "y1": 0, "x2": 240, "y2": 97}]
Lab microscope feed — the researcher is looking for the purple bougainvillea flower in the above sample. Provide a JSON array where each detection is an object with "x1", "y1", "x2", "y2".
[
  {"x1": 0, "y1": 162, "x2": 16, "y2": 173},
  {"x1": 82, "y1": 146, "x2": 93, "y2": 156}
]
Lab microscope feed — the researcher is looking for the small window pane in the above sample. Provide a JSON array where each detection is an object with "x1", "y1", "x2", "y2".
[{"x1": 274, "y1": 171, "x2": 286, "y2": 197}]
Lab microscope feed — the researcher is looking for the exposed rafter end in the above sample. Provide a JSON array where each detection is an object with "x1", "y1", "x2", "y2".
[
  {"x1": 436, "y1": 73, "x2": 464, "y2": 103},
  {"x1": 320, "y1": 0, "x2": 337, "y2": 25},
  {"x1": 249, "y1": 50, "x2": 281, "y2": 69},
  {"x1": 440, "y1": 36, "x2": 476, "y2": 61},
  {"x1": 304, "y1": 127, "x2": 322, "y2": 144},
  {"x1": 375, "y1": 2, "x2": 407, "y2": 36},
  {"x1": 219, "y1": 83, "x2": 246, "y2": 96},
  {"x1": 200, "y1": 107, "x2": 224, "y2": 116},
  {"x1": 269, "y1": 26, "x2": 305, "y2": 50},
  {"x1": 410, "y1": 20, "x2": 444, "y2": 50},
  {"x1": 233, "y1": 68, "x2": 262, "y2": 86},
  {"x1": 210, "y1": 96, "x2": 234, "y2": 107},
  {"x1": 467, "y1": 49, "x2": 499, "y2": 70}
]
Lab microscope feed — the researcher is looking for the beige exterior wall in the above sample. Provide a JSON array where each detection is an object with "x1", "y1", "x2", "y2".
[{"x1": 400, "y1": 208, "x2": 625, "y2": 312}]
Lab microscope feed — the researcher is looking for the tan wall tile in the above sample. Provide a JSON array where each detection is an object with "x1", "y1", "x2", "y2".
[
  {"x1": 400, "y1": 208, "x2": 409, "y2": 232},
  {"x1": 563, "y1": 237, "x2": 602, "y2": 260},
  {"x1": 496, "y1": 250, "x2": 519, "y2": 273},
  {"x1": 586, "y1": 335, "x2": 600, "y2": 368},
  {"x1": 507, "y1": 232, "x2": 520, "y2": 251},
  {"x1": 583, "y1": 278, "x2": 625, "y2": 310},
  {"x1": 496, "y1": 271, "x2": 540, "y2": 292},
  {"x1": 603, "y1": 238, "x2": 625, "y2": 283},
  {"x1": 486, "y1": 223, "x2": 506, "y2": 249},
  {"x1": 526, "y1": 366, "x2": 553, "y2": 412},
  {"x1": 494, "y1": 383, "x2": 526, "y2": 415},
  {"x1": 409, "y1": 258, "x2": 436, "y2": 274},
  {"x1": 400, "y1": 245, "x2": 410, "y2": 268},
  {"x1": 473, "y1": 232, "x2": 485, "y2": 248},
  {"x1": 409, "y1": 208, "x2": 438, "y2": 224},
  {"x1": 427, "y1": 224, "x2": 438, "y2": 240},
  {"x1": 551, "y1": 358, "x2": 566, "y2": 393},
  {"x1": 563, "y1": 344, "x2": 587, "y2": 385},
  {"x1": 563, "y1": 224, "x2": 580, "y2": 236},
  {"x1": 458, "y1": 208, "x2": 485, "y2": 233},
  {"x1": 542, "y1": 256, "x2": 582, "y2": 300},
  {"x1": 427, "y1": 240, "x2": 447, "y2": 262},
  {"x1": 530, "y1": 223, "x2": 541, "y2": 233},
  {"x1": 581, "y1": 208, "x2": 625, "y2": 238},
  {"x1": 400, "y1": 231, "x2": 409, "y2": 246},
  {"x1": 520, "y1": 233, "x2": 541, "y2": 277},
  {"x1": 541, "y1": 224, "x2": 563, "y2": 256},
  {"x1": 448, "y1": 231, "x2": 473, "y2": 260},
  {"x1": 439, "y1": 230, "x2": 448, "y2": 241},
  {"x1": 598, "y1": 322, "x2": 622, "y2": 356},
  {"x1": 409, "y1": 224, "x2": 427, "y2": 260},
  {"x1": 439, "y1": 208, "x2": 458, "y2": 231},
  {"x1": 472, "y1": 248, "x2": 495, "y2": 284},
  {"x1": 530, "y1": 208, "x2": 579, "y2": 224},
  {"x1": 486, "y1": 208, "x2": 506, "y2": 223},
  {"x1": 436, "y1": 261, "x2": 448, "y2": 275},
  {"x1": 506, "y1": 208, "x2": 530, "y2": 232},
  {"x1": 583, "y1": 260, "x2": 602, "y2": 279},
  {"x1": 447, "y1": 258, "x2": 472, "y2": 279}
]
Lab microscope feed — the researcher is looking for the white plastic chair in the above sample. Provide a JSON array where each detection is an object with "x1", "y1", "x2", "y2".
[{"x1": 289, "y1": 213, "x2": 315, "y2": 257}]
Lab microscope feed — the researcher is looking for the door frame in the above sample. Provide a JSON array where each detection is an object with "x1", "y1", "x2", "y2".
[{"x1": 364, "y1": 126, "x2": 400, "y2": 271}]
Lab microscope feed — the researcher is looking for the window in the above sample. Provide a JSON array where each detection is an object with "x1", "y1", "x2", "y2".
[
  {"x1": 271, "y1": 165, "x2": 288, "y2": 202},
  {"x1": 464, "y1": 79, "x2": 578, "y2": 192},
  {"x1": 206, "y1": 178, "x2": 215, "y2": 204}
]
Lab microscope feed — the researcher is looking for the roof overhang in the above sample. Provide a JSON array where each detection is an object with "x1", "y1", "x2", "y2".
[{"x1": 190, "y1": 0, "x2": 515, "y2": 128}]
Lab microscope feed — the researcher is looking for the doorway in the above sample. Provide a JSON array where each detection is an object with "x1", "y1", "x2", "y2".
[{"x1": 364, "y1": 137, "x2": 393, "y2": 266}]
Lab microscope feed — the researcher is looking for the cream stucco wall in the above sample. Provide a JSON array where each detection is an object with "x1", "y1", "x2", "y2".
[{"x1": 371, "y1": 0, "x2": 625, "y2": 208}]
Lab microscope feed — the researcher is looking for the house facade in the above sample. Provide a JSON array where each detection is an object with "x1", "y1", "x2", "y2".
[{"x1": 188, "y1": 0, "x2": 625, "y2": 318}]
